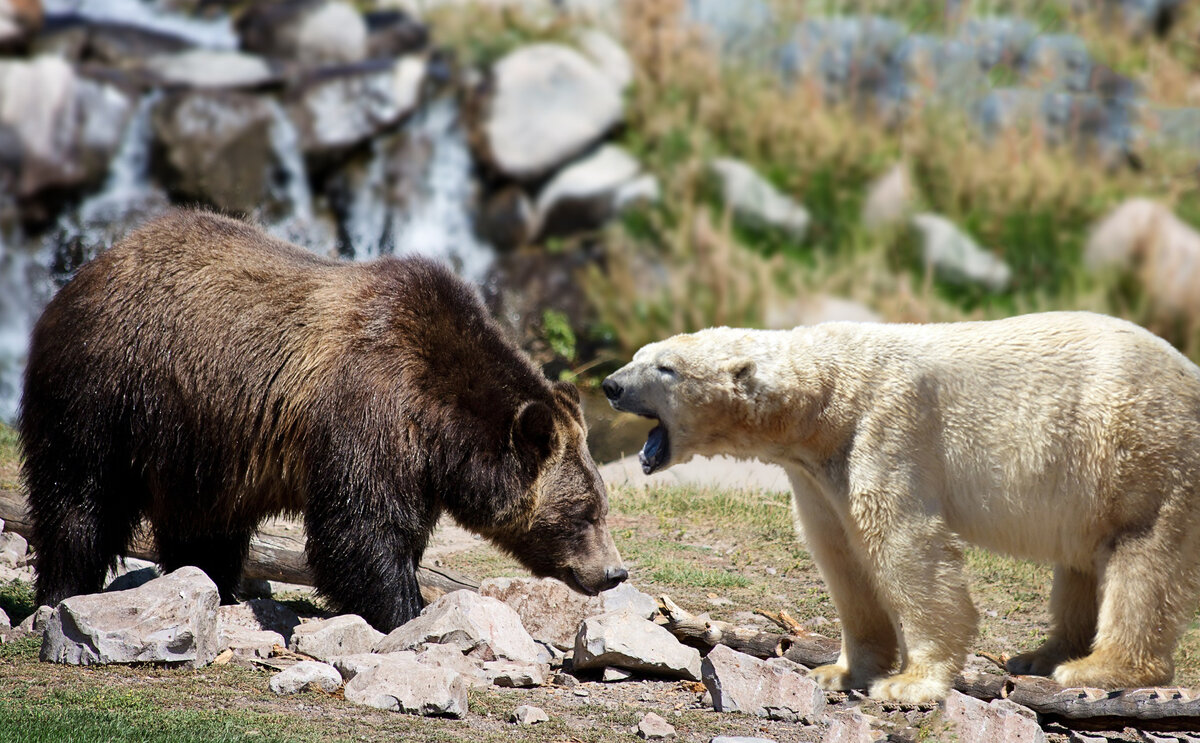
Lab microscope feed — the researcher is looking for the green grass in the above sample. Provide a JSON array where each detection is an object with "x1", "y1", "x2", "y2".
[
  {"x1": 0, "y1": 578, "x2": 36, "y2": 627},
  {"x1": 610, "y1": 484, "x2": 795, "y2": 541}
]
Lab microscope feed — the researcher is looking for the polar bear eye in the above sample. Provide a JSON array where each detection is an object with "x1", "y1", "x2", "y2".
[{"x1": 656, "y1": 365, "x2": 677, "y2": 377}]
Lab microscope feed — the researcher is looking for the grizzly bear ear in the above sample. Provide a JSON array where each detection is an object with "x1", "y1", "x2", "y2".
[
  {"x1": 552, "y1": 380, "x2": 581, "y2": 404},
  {"x1": 513, "y1": 400, "x2": 557, "y2": 461}
]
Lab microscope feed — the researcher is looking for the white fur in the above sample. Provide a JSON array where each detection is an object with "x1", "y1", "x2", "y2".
[{"x1": 607, "y1": 312, "x2": 1200, "y2": 703}]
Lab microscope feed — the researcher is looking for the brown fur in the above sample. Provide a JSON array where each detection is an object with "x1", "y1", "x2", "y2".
[{"x1": 21, "y1": 209, "x2": 625, "y2": 631}]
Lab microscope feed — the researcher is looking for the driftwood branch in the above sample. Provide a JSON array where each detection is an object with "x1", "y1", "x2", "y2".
[
  {"x1": 0, "y1": 486, "x2": 478, "y2": 602},
  {"x1": 658, "y1": 594, "x2": 1200, "y2": 730}
]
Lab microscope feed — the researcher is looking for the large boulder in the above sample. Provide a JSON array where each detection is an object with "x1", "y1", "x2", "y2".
[
  {"x1": 480, "y1": 43, "x2": 623, "y2": 180},
  {"x1": 0, "y1": 56, "x2": 133, "y2": 203},
  {"x1": 343, "y1": 653, "x2": 468, "y2": 717},
  {"x1": 573, "y1": 611, "x2": 702, "y2": 680},
  {"x1": 286, "y1": 56, "x2": 425, "y2": 158},
  {"x1": 534, "y1": 144, "x2": 648, "y2": 239},
  {"x1": 237, "y1": 0, "x2": 367, "y2": 67},
  {"x1": 375, "y1": 590, "x2": 542, "y2": 663},
  {"x1": 700, "y1": 645, "x2": 826, "y2": 723},
  {"x1": 142, "y1": 50, "x2": 281, "y2": 90},
  {"x1": 709, "y1": 158, "x2": 809, "y2": 241},
  {"x1": 40, "y1": 566, "x2": 220, "y2": 668},
  {"x1": 575, "y1": 28, "x2": 633, "y2": 92},
  {"x1": 0, "y1": 530, "x2": 27, "y2": 567},
  {"x1": 1084, "y1": 198, "x2": 1200, "y2": 316},
  {"x1": 911, "y1": 213, "x2": 1011, "y2": 291},
  {"x1": 149, "y1": 89, "x2": 277, "y2": 214}
]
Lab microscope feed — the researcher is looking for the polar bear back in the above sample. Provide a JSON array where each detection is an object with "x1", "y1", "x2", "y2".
[{"x1": 791, "y1": 311, "x2": 1200, "y2": 564}]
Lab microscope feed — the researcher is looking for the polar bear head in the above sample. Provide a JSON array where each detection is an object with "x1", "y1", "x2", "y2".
[{"x1": 602, "y1": 327, "x2": 801, "y2": 474}]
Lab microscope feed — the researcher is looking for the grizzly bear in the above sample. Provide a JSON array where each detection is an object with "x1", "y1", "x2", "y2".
[
  {"x1": 603, "y1": 313, "x2": 1200, "y2": 702},
  {"x1": 21, "y1": 210, "x2": 626, "y2": 632}
]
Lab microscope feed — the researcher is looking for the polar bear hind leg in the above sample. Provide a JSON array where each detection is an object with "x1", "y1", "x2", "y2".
[
  {"x1": 1007, "y1": 565, "x2": 1099, "y2": 676},
  {"x1": 1053, "y1": 504, "x2": 1200, "y2": 688}
]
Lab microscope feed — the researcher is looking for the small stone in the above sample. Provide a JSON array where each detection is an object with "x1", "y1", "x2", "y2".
[
  {"x1": 573, "y1": 611, "x2": 702, "y2": 680},
  {"x1": 0, "y1": 606, "x2": 9, "y2": 630},
  {"x1": 511, "y1": 704, "x2": 550, "y2": 725},
  {"x1": 289, "y1": 615, "x2": 384, "y2": 662},
  {"x1": 574, "y1": 688, "x2": 590, "y2": 697},
  {"x1": 485, "y1": 660, "x2": 549, "y2": 688},
  {"x1": 943, "y1": 689, "x2": 1047, "y2": 743},
  {"x1": 18, "y1": 605, "x2": 52, "y2": 634},
  {"x1": 822, "y1": 709, "x2": 888, "y2": 743},
  {"x1": 701, "y1": 645, "x2": 825, "y2": 723},
  {"x1": 0, "y1": 531, "x2": 27, "y2": 567},
  {"x1": 343, "y1": 654, "x2": 468, "y2": 718},
  {"x1": 709, "y1": 157, "x2": 809, "y2": 241},
  {"x1": 637, "y1": 711, "x2": 675, "y2": 739},
  {"x1": 911, "y1": 213, "x2": 1011, "y2": 291},
  {"x1": 268, "y1": 661, "x2": 342, "y2": 695},
  {"x1": 551, "y1": 671, "x2": 579, "y2": 687},
  {"x1": 376, "y1": 590, "x2": 540, "y2": 663},
  {"x1": 711, "y1": 738, "x2": 778, "y2": 743},
  {"x1": 602, "y1": 666, "x2": 635, "y2": 682}
]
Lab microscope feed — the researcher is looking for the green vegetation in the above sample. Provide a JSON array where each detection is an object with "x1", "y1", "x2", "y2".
[{"x1": 0, "y1": 577, "x2": 35, "y2": 627}]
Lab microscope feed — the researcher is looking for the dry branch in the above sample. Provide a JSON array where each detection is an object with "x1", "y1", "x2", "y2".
[
  {"x1": 0, "y1": 486, "x2": 478, "y2": 602},
  {"x1": 658, "y1": 593, "x2": 1200, "y2": 730}
]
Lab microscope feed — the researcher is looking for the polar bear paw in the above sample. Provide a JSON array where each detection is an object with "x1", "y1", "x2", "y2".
[
  {"x1": 868, "y1": 672, "x2": 949, "y2": 704},
  {"x1": 1006, "y1": 645, "x2": 1071, "y2": 676},
  {"x1": 1052, "y1": 653, "x2": 1172, "y2": 689},
  {"x1": 808, "y1": 663, "x2": 859, "y2": 691}
]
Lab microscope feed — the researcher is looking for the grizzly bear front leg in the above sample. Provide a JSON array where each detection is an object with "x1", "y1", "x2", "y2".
[
  {"x1": 848, "y1": 488, "x2": 978, "y2": 704},
  {"x1": 786, "y1": 471, "x2": 899, "y2": 691}
]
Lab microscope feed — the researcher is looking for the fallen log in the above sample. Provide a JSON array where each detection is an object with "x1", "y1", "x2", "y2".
[
  {"x1": 657, "y1": 593, "x2": 1200, "y2": 730},
  {"x1": 0, "y1": 486, "x2": 478, "y2": 602}
]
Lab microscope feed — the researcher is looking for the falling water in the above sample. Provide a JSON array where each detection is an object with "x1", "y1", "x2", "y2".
[
  {"x1": 260, "y1": 101, "x2": 336, "y2": 253},
  {"x1": 341, "y1": 97, "x2": 496, "y2": 284},
  {"x1": 0, "y1": 237, "x2": 52, "y2": 423}
]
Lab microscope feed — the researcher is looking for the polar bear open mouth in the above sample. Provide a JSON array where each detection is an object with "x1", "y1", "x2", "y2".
[{"x1": 639, "y1": 423, "x2": 670, "y2": 475}]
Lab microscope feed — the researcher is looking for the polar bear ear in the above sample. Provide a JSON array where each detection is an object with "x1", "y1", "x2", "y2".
[
  {"x1": 732, "y1": 360, "x2": 757, "y2": 389},
  {"x1": 513, "y1": 400, "x2": 557, "y2": 462}
]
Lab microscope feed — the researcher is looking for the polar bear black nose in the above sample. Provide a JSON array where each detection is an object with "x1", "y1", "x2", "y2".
[{"x1": 602, "y1": 378, "x2": 623, "y2": 402}]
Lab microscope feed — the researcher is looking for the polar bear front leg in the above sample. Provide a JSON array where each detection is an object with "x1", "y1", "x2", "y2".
[
  {"x1": 788, "y1": 474, "x2": 899, "y2": 691},
  {"x1": 850, "y1": 491, "x2": 978, "y2": 704},
  {"x1": 1007, "y1": 565, "x2": 1097, "y2": 676}
]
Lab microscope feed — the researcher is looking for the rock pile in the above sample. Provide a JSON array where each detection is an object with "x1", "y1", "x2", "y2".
[{"x1": 15, "y1": 566, "x2": 1064, "y2": 741}]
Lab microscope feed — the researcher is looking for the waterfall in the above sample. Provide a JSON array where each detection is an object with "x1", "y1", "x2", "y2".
[
  {"x1": 261, "y1": 100, "x2": 336, "y2": 254},
  {"x1": 340, "y1": 97, "x2": 496, "y2": 283},
  {"x1": 0, "y1": 236, "x2": 52, "y2": 423}
]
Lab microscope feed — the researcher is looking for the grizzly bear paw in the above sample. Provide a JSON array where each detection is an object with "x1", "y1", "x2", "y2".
[{"x1": 868, "y1": 671, "x2": 950, "y2": 704}]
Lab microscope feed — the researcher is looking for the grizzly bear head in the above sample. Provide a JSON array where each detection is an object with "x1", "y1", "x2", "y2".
[{"x1": 472, "y1": 380, "x2": 628, "y2": 596}]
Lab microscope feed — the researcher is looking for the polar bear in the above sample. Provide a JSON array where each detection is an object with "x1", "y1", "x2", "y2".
[{"x1": 602, "y1": 312, "x2": 1200, "y2": 703}]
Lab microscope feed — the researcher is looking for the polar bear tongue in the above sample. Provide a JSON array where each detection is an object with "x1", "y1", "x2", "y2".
[{"x1": 639, "y1": 425, "x2": 669, "y2": 475}]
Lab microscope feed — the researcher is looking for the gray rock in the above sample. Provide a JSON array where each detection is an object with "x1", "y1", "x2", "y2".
[
  {"x1": 143, "y1": 50, "x2": 279, "y2": 90},
  {"x1": 288, "y1": 56, "x2": 425, "y2": 156},
  {"x1": 709, "y1": 158, "x2": 809, "y2": 240},
  {"x1": 943, "y1": 689, "x2": 1046, "y2": 743},
  {"x1": 822, "y1": 709, "x2": 888, "y2": 742},
  {"x1": 149, "y1": 89, "x2": 277, "y2": 214},
  {"x1": 221, "y1": 626, "x2": 285, "y2": 659},
  {"x1": 0, "y1": 56, "x2": 133, "y2": 199},
  {"x1": 481, "y1": 577, "x2": 659, "y2": 651},
  {"x1": 268, "y1": 660, "x2": 342, "y2": 695},
  {"x1": 1084, "y1": 198, "x2": 1200, "y2": 316},
  {"x1": 40, "y1": 566, "x2": 220, "y2": 668},
  {"x1": 238, "y1": 0, "x2": 367, "y2": 66},
  {"x1": 0, "y1": 606, "x2": 8, "y2": 630},
  {"x1": 103, "y1": 557, "x2": 160, "y2": 592},
  {"x1": 637, "y1": 711, "x2": 676, "y2": 739},
  {"x1": 912, "y1": 213, "x2": 1012, "y2": 291},
  {"x1": 330, "y1": 651, "x2": 413, "y2": 682},
  {"x1": 18, "y1": 605, "x2": 52, "y2": 634},
  {"x1": 576, "y1": 28, "x2": 633, "y2": 91},
  {"x1": 343, "y1": 654, "x2": 468, "y2": 718},
  {"x1": 512, "y1": 704, "x2": 550, "y2": 724},
  {"x1": 364, "y1": 10, "x2": 428, "y2": 59},
  {"x1": 482, "y1": 43, "x2": 622, "y2": 180},
  {"x1": 376, "y1": 590, "x2": 541, "y2": 663},
  {"x1": 535, "y1": 144, "x2": 642, "y2": 239},
  {"x1": 861, "y1": 163, "x2": 917, "y2": 231},
  {"x1": 602, "y1": 666, "x2": 635, "y2": 682},
  {"x1": 485, "y1": 660, "x2": 549, "y2": 688},
  {"x1": 216, "y1": 599, "x2": 301, "y2": 643},
  {"x1": 416, "y1": 643, "x2": 488, "y2": 687},
  {"x1": 701, "y1": 645, "x2": 825, "y2": 723},
  {"x1": 613, "y1": 173, "x2": 660, "y2": 213},
  {"x1": 0, "y1": 531, "x2": 27, "y2": 567},
  {"x1": 711, "y1": 738, "x2": 778, "y2": 743},
  {"x1": 289, "y1": 615, "x2": 384, "y2": 662},
  {"x1": 573, "y1": 611, "x2": 702, "y2": 680}
]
